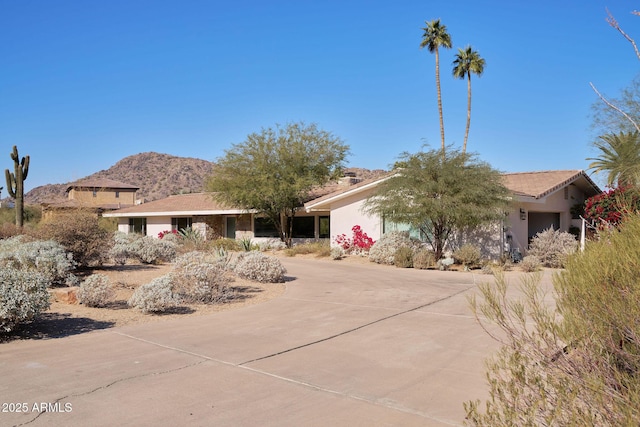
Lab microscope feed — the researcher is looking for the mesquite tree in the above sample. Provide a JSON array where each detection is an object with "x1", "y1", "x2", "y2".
[{"x1": 5, "y1": 145, "x2": 30, "y2": 227}]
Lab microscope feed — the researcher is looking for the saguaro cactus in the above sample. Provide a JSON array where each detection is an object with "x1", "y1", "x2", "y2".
[{"x1": 5, "y1": 145, "x2": 29, "y2": 227}]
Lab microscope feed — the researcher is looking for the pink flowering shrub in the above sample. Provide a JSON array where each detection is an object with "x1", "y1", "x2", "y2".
[
  {"x1": 158, "y1": 230, "x2": 179, "y2": 239},
  {"x1": 333, "y1": 225, "x2": 375, "y2": 254}
]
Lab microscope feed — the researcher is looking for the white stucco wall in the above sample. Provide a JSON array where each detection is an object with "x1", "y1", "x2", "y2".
[
  {"x1": 328, "y1": 188, "x2": 381, "y2": 245},
  {"x1": 506, "y1": 186, "x2": 583, "y2": 254}
]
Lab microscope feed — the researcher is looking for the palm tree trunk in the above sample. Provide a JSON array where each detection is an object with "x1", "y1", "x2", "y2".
[
  {"x1": 463, "y1": 73, "x2": 472, "y2": 153},
  {"x1": 435, "y1": 48, "x2": 446, "y2": 156}
]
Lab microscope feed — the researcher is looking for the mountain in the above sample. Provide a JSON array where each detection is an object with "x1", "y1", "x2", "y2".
[
  {"x1": 26, "y1": 152, "x2": 215, "y2": 204},
  {"x1": 25, "y1": 152, "x2": 387, "y2": 204}
]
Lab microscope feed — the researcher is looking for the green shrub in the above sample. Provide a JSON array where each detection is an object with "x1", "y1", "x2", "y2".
[
  {"x1": 394, "y1": 246, "x2": 414, "y2": 268},
  {"x1": 35, "y1": 209, "x2": 111, "y2": 267},
  {"x1": 369, "y1": 231, "x2": 422, "y2": 265},
  {"x1": 527, "y1": 227, "x2": 577, "y2": 268},
  {"x1": 0, "y1": 267, "x2": 51, "y2": 332},
  {"x1": 128, "y1": 275, "x2": 182, "y2": 314},
  {"x1": 453, "y1": 244, "x2": 481, "y2": 268},
  {"x1": 466, "y1": 215, "x2": 640, "y2": 425},
  {"x1": 413, "y1": 249, "x2": 435, "y2": 269},
  {"x1": 77, "y1": 274, "x2": 115, "y2": 307},
  {"x1": 233, "y1": 252, "x2": 286, "y2": 283}
]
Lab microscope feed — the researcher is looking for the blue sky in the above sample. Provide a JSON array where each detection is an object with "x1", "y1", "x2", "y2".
[{"x1": 1, "y1": 0, "x2": 638, "y2": 192}]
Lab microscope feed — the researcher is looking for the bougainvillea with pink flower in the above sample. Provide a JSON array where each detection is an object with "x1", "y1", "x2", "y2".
[
  {"x1": 333, "y1": 225, "x2": 375, "y2": 254},
  {"x1": 158, "y1": 229, "x2": 179, "y2": 239}
]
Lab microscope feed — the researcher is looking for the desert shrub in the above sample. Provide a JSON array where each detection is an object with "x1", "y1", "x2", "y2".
[
  {"x1": 453, "y1": 244, "x2": 481, "y2": 268},
  {"x1": 0, "y1": 236, "x2": 77, "y2": 286},
  {"x1": 330, "y1": 246, "x2": 344, "y2": 260},
  {"x1": 394, "y1": 246, "x2": 414, "y2": 268},
  {"x1": 36, "y1": 209, "x2": 111, "y2": 267},
  {"x1": 211, "y1": 238, "x2": 241, "y2": 252},
  {"x1": 234, "y1": 252, "x2": 287, "y2": 283},
  {"x1": 128, "y1": 275, "x2": 182, "y2": 313},
  {"x1": 109, "y1": 232, "x2": 138, "y2": 265},
  {"x1": 466, "y1": 215, "x2": 640, "y2": 426},
  {"x1": 0, "y1": 267, "x2": 51, "y2": 332},
  {"x1": 177, "y1": 227, "x2": 208, "y2": 251},
  {"x1": 258, "y1": 238, "x2": 287, "y2": 251},
  {"x1": 77, "y1": 274, "x2": 115, "y2": 307},
  {"x1": 0, "y1": 222, "x2": 23, "y2": 239},
  {"x1": 519, "y1": 255, "x2": 541, "y2": 273},
  {"x1": 171, "y1": 252, "x2": 233, "y2": 303},
  {"x1": 369, "y1": 231, "x2": 421, "y2": 265},
  {"x1": 284, "y1": 241, "x2": 331, "y2": 257},
  {"x1": 129, "y1": 235, "x2": 177, "y2": 264},
  {"x1": 527, "y1": 227, "x2": 577, "y2": 268},
  {"x1": 413, "y1": 249, "x2": 435, "y2": 269}
]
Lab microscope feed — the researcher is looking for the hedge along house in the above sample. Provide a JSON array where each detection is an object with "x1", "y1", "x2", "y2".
[
  {"x1": 102, "y1": 192, "x2": 334, "y2": 242},
  {"x1": 304, "y1": 170, "x2": 601, "y2": 258}
]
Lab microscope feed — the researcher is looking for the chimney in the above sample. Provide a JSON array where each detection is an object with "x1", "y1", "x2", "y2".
[{"x1": 338, "y1": 172, "x2": 360, "y2": 187}]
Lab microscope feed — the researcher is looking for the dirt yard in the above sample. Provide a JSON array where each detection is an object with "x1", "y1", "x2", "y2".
[{"x1": 2, "y1": 261, "x2": 286, "y2": 342}]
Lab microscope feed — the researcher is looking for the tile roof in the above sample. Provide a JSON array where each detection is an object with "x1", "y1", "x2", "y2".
[
  {"x1": 502, "y1": 170, "x2": 600, "y2": 199},
  {"x1": 305, "y1": 169, "x2": 601, "y2": 211},
  {"x1": 105, "y1": 170, "x2": 603, "y2": 217},
  {"x1": 67, "y1": 178, "x2": 139, "y2": 192},
  {"x1": 103, "y1": 193, "x2": 246, "y2": 217}
]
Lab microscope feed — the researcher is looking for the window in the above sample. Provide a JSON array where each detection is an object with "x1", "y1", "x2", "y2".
[
  {"x1": 254, "y1": 217, "x2": 279, "y2": 238},
  {"x1": 319, "y1": 216, "x2": 330, "y2": 238},
  {"x1": 172, "y1": 217, "x2": 192, "y2": 232},
  {"x1": 129, "y1": 218, "x2": 147, "y2": 234},
  {"x1": 290, "y1": 216, "x2": 315, "y2": 238},
  {"x1": 383, "y1": 217, "x2": 425, "y2": 240},
  {"x1": 115, "y1": 191, "x2": 120, "y2": 198},
  {"x1": 92, "y1": 190, "x2": 97, "y2": 197}
]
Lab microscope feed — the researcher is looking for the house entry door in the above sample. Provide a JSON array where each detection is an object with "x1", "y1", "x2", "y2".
[{"x1": 226, "y1": 217, "x2": 236, "y2": 239}]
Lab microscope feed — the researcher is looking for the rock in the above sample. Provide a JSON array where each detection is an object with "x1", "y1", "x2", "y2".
[{"x1": 51, "y1": 287, "x2": 79, "y2": 304}]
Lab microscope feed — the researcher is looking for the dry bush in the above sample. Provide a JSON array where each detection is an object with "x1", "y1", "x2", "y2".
[
  {"x1": 413, "y1": 249, "x2": 435, "y2": 269},
  {"x1": 284, "y1": 241, "x2": 331, "y2": 258},
  {"x1": 453, "y1": 244, "x2": 481, "y2": 268},
  {"x1": 393, "y1": 246, "x2": 414, "y2": 268},
  {"x1": 466, "y1": 215, "x2": 640, "y2": 426},
  {"x1": 519, "y1": 255, "x2": 541, "y2": 273},
  {"x1": 35, "y1": 209, "x2": 111, "y2": 267},
  {"x1": 527, "y1": 227, "x2": 578, "y2": 268}
]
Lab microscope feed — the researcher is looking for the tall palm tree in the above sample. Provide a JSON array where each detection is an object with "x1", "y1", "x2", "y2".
[
  {"x1": 420, "y1": 19, "x2": 452, "y2": 155},
  {"x1": 587, "y1": 131, "x2": 640, "y2": 187},
  {"x1": 453, "y1": 46, "x2": 485, "y2": 153}
]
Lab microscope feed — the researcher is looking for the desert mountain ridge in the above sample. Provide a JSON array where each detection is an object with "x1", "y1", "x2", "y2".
[{"x1": 25, "y1": 152, "x2": 387, "y2": 204}]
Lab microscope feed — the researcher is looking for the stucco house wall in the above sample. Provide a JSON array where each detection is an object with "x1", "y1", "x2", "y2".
[{"x1": 329, "y1": 187, "x2": 382, "y2": 242}]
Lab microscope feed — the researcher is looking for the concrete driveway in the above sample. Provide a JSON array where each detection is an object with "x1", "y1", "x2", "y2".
[{"x1": 0, "y1": 257, "x2": 554, "y2": 427}]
